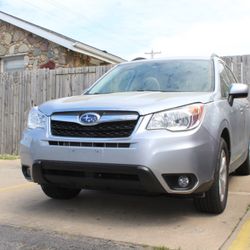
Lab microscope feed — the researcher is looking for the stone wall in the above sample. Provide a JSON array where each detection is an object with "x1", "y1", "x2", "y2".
[{"x1": 0, "y1": 20, "x2": 104, "y2": 69}]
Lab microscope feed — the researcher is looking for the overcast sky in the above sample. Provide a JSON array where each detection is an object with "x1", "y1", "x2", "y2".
[{"x1": 0, "y1": 0, "x2": 250, "y2": 60}]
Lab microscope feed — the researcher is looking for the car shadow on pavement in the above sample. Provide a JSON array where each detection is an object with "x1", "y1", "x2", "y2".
[{"x1": 13, "y1": 188, "x2": 216, "y2": 228}]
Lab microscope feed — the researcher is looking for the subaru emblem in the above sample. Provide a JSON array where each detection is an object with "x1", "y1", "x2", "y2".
[{"x1": 79, "y1": 113, "x2": 100, "y2": 126}]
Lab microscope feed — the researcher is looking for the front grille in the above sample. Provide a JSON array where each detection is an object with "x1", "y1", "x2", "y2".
[{"x1": 51, "y1": 120, "x2": 138, "y2": 138}]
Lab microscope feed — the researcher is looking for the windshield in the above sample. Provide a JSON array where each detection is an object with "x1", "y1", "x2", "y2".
[{"x1": 86, "y1": 60, "x2": 214, "y2": 95}]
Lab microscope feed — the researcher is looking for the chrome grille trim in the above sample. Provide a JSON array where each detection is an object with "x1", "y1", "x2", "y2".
[{"x1": 51, "y1": 113, "x2": 139, "y2": 125}]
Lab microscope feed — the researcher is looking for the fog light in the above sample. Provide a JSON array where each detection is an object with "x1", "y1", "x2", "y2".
[{"x1": 178, "y1": 175, "x2": 190, "y2": 188}]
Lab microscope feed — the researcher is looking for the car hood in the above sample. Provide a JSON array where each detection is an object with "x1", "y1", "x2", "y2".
[{"x1": 39, "y1": 92, "x2": 215, "y2": 116}]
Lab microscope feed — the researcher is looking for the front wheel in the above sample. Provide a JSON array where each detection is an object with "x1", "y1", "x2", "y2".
[
  {"x1": 41, "y1": 184, "x2": 81, "y2": 200},
  {"x1": 194, "y1": 138, "x2": 229, "y2": 214}
]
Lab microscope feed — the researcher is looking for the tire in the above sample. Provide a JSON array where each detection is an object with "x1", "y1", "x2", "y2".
[
  {"x1": 41, "y1": 184, "x2": 81, "y2": 200},
  {"x1": 235, "y1": 145, "x2": 250, "y2": 175},
  {"x1": 194, "y1": 138, "x2": 229, "y2": 214}
]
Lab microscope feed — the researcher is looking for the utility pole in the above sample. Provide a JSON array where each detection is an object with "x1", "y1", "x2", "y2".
[{"x1": 145, "y1": 49, "x2": 161, "y2": 59}]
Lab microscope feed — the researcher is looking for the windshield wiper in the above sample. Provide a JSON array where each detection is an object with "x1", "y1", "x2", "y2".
[
  {"x1": 132, "y1": 90, "x2": 165, "y2": 92},
  {"x1": 86, "y1": 90, "x2": 167, "y2": 95},
  {"x1": 86, "y1": 92, "x2": 113, "y2": 95}
]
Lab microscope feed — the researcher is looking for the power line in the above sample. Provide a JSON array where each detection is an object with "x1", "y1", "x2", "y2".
[
  {"x1": 26, "y1": 0, "x2": 148, "y2": 48},
  {"x1": 6, "y1": 0, "x2": 149, "y2": 57}
]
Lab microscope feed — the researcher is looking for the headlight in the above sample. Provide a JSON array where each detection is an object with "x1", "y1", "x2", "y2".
[
  {"x1": 147, "y1": 103, "x2": 204, "y2": 131},
  {"x1": 27, "y1": 107, "x2": 47, "y2": 129}
]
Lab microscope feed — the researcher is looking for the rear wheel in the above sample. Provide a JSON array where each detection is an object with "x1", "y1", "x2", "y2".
[
  {"x1": 235, "y1": 145, "x2": 250, "y2": 175},
  {"x1": 41, "y1": 184, "x2": 81, "y2": 200},
  {"x1": 194, "y1": 138, "x2": 229, "y2": 214}
]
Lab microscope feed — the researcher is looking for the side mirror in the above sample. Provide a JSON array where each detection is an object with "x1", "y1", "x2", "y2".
[{"x1": 228, "y1": 83, "x2": 248, "y2": 105}]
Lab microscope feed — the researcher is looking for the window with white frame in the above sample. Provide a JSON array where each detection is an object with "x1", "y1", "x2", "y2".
[{"x1": 1, "y1": 55, "x2": 25, "y2": 72}]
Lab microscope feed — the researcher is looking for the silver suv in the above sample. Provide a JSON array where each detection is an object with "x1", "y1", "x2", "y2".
[{"x1": 20, "y1": 55, "x2": 250, "y2": 214}]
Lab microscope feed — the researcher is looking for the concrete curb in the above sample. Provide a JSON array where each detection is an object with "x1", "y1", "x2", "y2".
[{"x1": 221, "y1": 206, "x2": 250, "y2": 249}]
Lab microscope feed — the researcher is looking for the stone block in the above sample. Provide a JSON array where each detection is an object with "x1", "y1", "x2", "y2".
[
  {"x1": 47, "y1": 50, "x2": 54, "y2": 58},
  {"x1": 40, "y1": 54, "x2": 47, "y2": 62},
  {"x1": 24, "y1": 55, "x2": 29, "y2": 66},
  {"x1": 40, "y1": 42, "x2": 48, "y2": 51},
  {"x1": 27, "y1": 34, "x2": 37, "y2": 44},
  {"x1": 13, "y1": 30, "x2": 25, "y2": 42},
  {"x1": 9, "y1": 45, "x2": 15, "y2": 55},
  {"x1": 33, "y1": 48, "x2": 41, "y2": 56},
  {"x1": 53, "y1": 48, "x2": 59, "y2": 55},
  {"x1": 3, "y1": 33, "x2": 12, "y2": 44},
  {"x1": 58, "y1": 55, "x2": 66, "y2": 64},
  {"x1": 0, "y1": 25, "x2": 6, "y2": 32},
  {"x1": 18, "y1": 44, "x2": 29, "y2": 53},
  {"x1": 0, "y1": 44, "x2": 7, "y2": 55}
]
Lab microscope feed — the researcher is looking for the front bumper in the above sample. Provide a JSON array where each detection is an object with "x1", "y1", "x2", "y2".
[
  {"x1": 20, "y1": 116, "x2": 218, "y2": 194},
  {"x1": 24, "y1": 161, "x2": 166, "y2": 193}
]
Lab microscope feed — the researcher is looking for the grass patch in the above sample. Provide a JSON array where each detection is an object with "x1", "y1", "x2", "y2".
[{"x1": 0, "y1": 154, "x2": 19, "y2": 160}]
